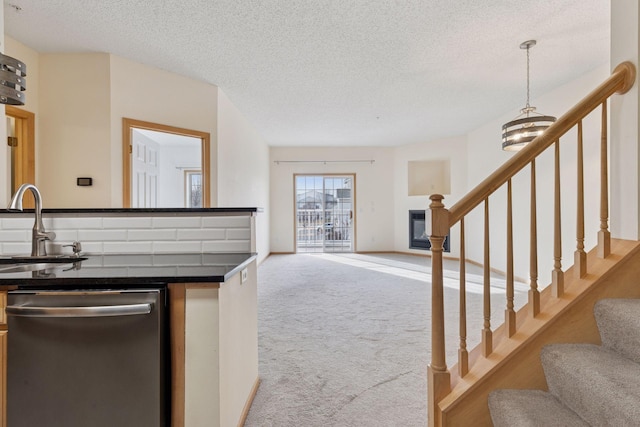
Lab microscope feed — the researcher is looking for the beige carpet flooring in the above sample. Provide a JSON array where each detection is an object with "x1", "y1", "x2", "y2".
[{"x1": 244, "y1": 253, "x2": 528, "y2": 427}]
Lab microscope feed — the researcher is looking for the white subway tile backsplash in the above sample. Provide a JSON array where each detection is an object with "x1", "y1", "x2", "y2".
[
  {"x1": 128, "y1": 229, "x2": 178, "y2": 241},
  {"x1": 52, "y1": 230, "x2": 80, "y2": 242},
  {"x1": 152, "y1": 217, "x2": 202, "y2": 229},
  {"x1": 226, "y1": 228, "x2": 251, "y2": 240},
  {"x1": 177, "y1": 229, "x2": 226, "y2": 241},
  {"x1": 0, "y1": 212, "x2": 254, "y2": 256},
  {"x1": 202, "y1": 240, "x2": 251, "y2": 252},
  {"x1": 0, "y1": 230, "x2": 29, "y2": 242},
  {"x1": 51, "y1": 218, "x2": 104, "y2": 229},
  {"x1": 202, "y1": 216, "x2": 250, "y2": 228},
  {"x1": 103, "y1": 217, "x2": 153, "y2": 229},
  {"x1": 79, "y1": 230, "x2": 129, "y2": 242},
  {"x1": 103, "y1": 242, "x2": 153, "y2": 254},
  {"x1": 77, "y1": 242, "x2": 104, "y2": 254},
  {"x1": 1, "y1": 218, "x2": 37, "y2": 229},
  {"x1": 2, "y1": 243, "x2": 31, "y2": 255}
]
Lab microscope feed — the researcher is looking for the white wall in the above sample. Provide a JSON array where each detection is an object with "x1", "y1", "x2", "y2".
[
  {"x1": 465, "y1": 64, "x2": 609, "y2": 286},
  {"x1": 217, "y1": 90, "x2": 270, "y2": 262},
  {"x1": 610, "y1": 0, "x2": 640, "y2": 240},
  {"x1": 157, "y1": 143, "x2": 201, "y2": 207},
  {"x1": 269, "y1": 146, "x2": 395, "y2": 253},
  {"x1": 393, "y1": 136, "x2": 467, "y2": 256}
]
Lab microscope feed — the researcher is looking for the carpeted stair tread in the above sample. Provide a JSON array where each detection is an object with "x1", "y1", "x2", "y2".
[
  {"x1": 488, "y1": 389, "x2": 589, "y2": 427},
  {"x1": 594, "y1": 298, "x2": 640, "y2": 364},
  {"x1": 541, "y1": 343, "x2": 640, "y2": 426}
]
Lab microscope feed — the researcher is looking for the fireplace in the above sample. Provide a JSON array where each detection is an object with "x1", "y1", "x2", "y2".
[{"x1": 409, "y1": 210, "x2": 450, "y2": 252}]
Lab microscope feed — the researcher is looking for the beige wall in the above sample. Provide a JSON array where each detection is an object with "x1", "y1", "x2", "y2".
[
  {"x1": 109, "y1": 55, "x2": 219, "y2": 207},
  {"x1": 269, "y1": 146, "x2": 395, "y2": 253},
  {"x1": 217, "y1": 90, "x2": 270, "y2": 262},
  {"x1": 39, "y1": 53, "x2": 112, "y2": 207},
  {"x1": 610, "y1": 0, "x2": 640, "y2": 240},
  {"x1": 393, "y1": 135, "x2": 467, "y2": 256},
  {"x1": 465, "y1": 64, "x2": 609, "y2": 287},
  {"x1": 2, "y1": 40, "x2": 269, "y2": 255}
]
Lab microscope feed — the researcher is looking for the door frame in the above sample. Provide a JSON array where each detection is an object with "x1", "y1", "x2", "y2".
[
  {"x1": 122, "y1": 118, "x2": 211, "y2": 208},
  {"x1": 293, "y1": 173, "x2": 356, "y2": 253},
  {"x1": 6, "y1": 106, "x2": 35, "y2": 208}
]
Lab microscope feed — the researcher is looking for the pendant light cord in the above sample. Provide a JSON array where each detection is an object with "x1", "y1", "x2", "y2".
[{"x1": 525, "y1": 45, "x2": 531, "y2": 109}]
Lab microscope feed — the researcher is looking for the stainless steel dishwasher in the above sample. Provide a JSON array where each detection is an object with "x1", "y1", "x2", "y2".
[{"x1": 6, "y1": 288, "x2": 167, "y2": 427}]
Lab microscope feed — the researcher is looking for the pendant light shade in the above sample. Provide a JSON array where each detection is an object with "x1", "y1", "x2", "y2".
[
  {"x1": 502, "y1": 40, "x2": 555, "y2": 151},
  {"x1": 0, "y1": 52, "x2": 26, "y2": 105}
]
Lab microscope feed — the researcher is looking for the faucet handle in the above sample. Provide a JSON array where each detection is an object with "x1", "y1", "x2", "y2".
[
  {"x1": 63, "y1": 241, "x2": 82, "y2": 256},
  {"x1": 42, "y1": 231, "x2": 56, "y2": 241}
]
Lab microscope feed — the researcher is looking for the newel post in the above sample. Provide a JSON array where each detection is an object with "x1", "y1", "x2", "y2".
[{"x1": 427, "y1": 194, "x2": 451, "y2": 427}]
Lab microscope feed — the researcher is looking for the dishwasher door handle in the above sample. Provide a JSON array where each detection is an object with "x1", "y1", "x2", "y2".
[{"x1": 5, "y1": 303, "x2": 152, "y2": 318}]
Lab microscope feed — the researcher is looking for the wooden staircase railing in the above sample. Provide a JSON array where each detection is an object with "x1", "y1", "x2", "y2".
[{"x1": 427, "y1": 61, "x2": 636, "y2": 427}]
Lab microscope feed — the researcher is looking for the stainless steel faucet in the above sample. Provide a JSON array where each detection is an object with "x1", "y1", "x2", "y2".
[{"x1": 8, "y1": 183, "x2": 56, "y2": 257}]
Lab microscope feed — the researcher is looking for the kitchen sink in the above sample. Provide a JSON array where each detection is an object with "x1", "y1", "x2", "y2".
[
  {"x1": 11, "y1": 255, "x2": 87, "y2": 263},
  {"x1": 0, "y1": 262, "x2": 73, "y2": 274}
]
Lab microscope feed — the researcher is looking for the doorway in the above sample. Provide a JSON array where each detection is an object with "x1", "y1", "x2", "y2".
[
  {"x1": 6, "y1": 106, "x2": 35, "y2": 208},
  {"x1": 295, "y1": 175, "x2": 354, "y2": 253},
  {"x1": 122, "y1": 118, "x2": 211, "y2": 208}
]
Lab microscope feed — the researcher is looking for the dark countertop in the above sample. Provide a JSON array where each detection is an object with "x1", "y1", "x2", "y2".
[
  {"x1": 4, "y1": 207, "x2": 263, "y2": 214},
  {"x1": 0, "y1": 252, "x2": 257, "y2": 288}
]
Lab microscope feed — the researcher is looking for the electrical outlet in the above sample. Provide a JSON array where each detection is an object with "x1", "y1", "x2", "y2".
[{"x1": 241, "y1": 268, "x2": 248, "y2": 283}]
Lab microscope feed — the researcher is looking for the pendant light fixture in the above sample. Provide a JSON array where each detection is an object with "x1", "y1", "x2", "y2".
[
  {"x1": 501, "y1": 40, "x2": 555, "y2": 151},
  {"x1": 0, "y1": 52, "x2": 26, "y2": 105}
]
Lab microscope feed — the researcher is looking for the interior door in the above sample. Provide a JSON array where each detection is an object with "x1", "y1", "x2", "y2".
[
  {"x1": 295, "y1": 175, "x2": 354, "y2": 253},
  {"x1": 6, "y1": 106, "x2": 35, "y2": 209},
  {"x1": 131, "y1": 133, "x2": 159, "y2": 208}
]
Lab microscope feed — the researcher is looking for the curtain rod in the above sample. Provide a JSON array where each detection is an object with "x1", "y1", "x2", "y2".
[{"x1": 274, "y1": 160, "x2": 375, "y2": 165}]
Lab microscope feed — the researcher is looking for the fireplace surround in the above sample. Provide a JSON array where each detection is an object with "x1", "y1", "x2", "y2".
[{"x1": 409, "y1": 210, "x2": 450, "y2": 252}]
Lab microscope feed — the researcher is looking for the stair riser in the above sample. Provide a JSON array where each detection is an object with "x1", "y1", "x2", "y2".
[
  {"x1": 542, "y1": 344, "x2": 640, "y2": 426},
  {"x1": 595, "y1": 299, "x2": 640, "y2": 364}
]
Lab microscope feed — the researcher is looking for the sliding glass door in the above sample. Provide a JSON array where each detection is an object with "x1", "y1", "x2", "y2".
[{"x1": 295, "y1": 175, "x2": 354, "y2": 253}]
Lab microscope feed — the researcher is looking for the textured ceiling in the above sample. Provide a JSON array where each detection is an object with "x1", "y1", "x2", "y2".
[{"x1": 3, "y1": 1, "x2": 609, "y2": 147}]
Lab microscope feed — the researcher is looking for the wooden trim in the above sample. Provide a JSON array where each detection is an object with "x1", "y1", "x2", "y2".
[
  {"x1": 481, "y1": 199, "x2": 492, "y2": 357},
  {"x1": 168, "y1": 283, "x2": 186, "y2": 427},
  {"x1": 0, "y1": 292, "x2": 5, "y2": 326},
  {"x1": 529, "y1": 159, "x2": 540, "y2": 317},
  {"x1": 184, "y1": 282, "x2": 221, "y2": 290},
  {"x1": 438, "y1": 239, "x2": 640, "y2": 426},
  {"x1": 237, "y1": 377, "x2": 261, "y2": 427},
  {"x1": 122, "y1": 118, "x2": 211, "y2": 208},
  {"x1": 0, "y1": 330, "x2": 5, "y2": 427},
  {"x1": 6, "y1": 106, "x2": 35, "y2": 209}
]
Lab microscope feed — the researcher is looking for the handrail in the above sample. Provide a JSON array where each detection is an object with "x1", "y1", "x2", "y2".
[
  {"x1": 427, "y1": 61, "x2": 636, "y2": 427},
  {"x1": 448, "y1": 61, "x2": 636, "y2": 226}
]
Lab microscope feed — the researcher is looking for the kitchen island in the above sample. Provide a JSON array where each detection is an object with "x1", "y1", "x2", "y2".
[{"x1": 0, "y1": 208, "x2": 261, "y2": 427}]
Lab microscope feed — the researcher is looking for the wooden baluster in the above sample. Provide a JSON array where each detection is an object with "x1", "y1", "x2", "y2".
[
  {"x1": 482, "y1": 198, "x2": 492, "y2": 357},
  {"x1": 427, "y1": 194, "x2": 450, "y2": 427},
  {"x1": 575, "y1": 120, "x2": 587, "y2": 278},
  {"x1": 529, "y1": 159, "x2": 540, "y2": 316},
  {"x1": 505, "y1": 179, "x2": 515, "y2": 337},
  {"x1": 598, "y1": 101, "x2": 611, "y2": 258},
  {"x1": 552, "y1": 140, "x2": 564, "y2": 297},
  {"x1": 458, "y1": 218, "x2": 468, "y2": 377}
]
